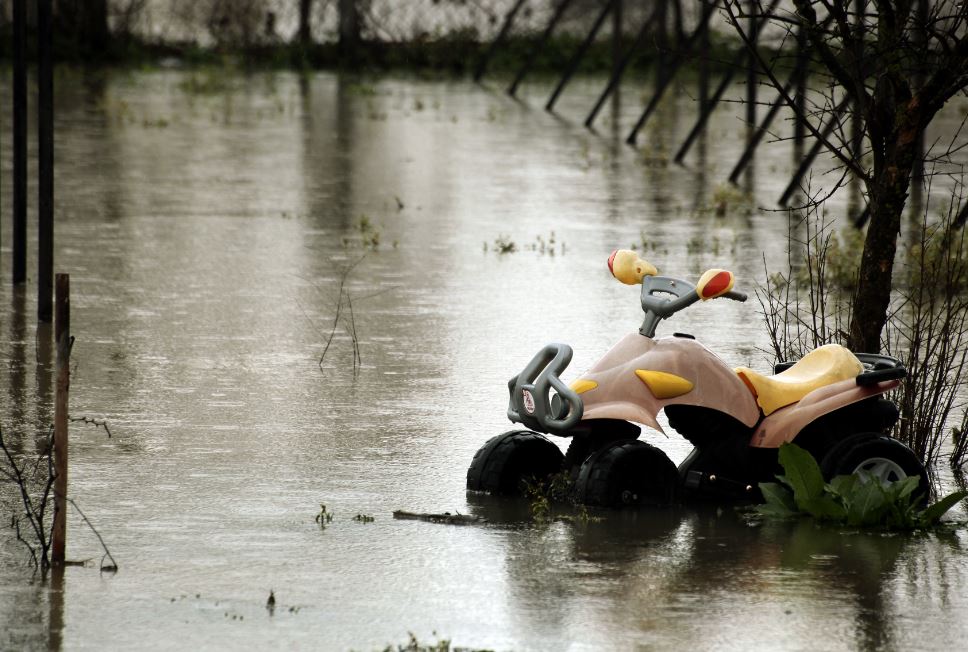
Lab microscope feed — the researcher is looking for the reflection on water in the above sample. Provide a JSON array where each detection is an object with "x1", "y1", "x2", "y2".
[{"x1": 1, "y1": 68, "x2": 968, "y2": 650}]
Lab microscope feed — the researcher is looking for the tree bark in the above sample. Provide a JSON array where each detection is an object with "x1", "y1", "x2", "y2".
[
  {"x1": 848, "y1": 97, "x2": 921, "y2": 354},
  {"x1": 849, "y1": 175, "x2": 909, "y2": 353}
]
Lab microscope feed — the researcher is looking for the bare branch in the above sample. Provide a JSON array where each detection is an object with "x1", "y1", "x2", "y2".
[{"x1": 722, "y1": 0, "x2": 871, "y2": 182}]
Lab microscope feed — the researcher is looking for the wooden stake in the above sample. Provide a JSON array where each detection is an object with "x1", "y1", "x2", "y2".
[
  {"x1": 38, "y1": 0, "x2": 55, "y2": 322},
  {"x1": 13, "y1": 0, "x2": 28, "y2": 285},
  {"x1": 52, "y1": 274, "x2": 71, "y2": 565}
]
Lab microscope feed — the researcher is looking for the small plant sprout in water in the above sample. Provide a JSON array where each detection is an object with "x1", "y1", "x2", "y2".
[
  {"x1": 357, "y1": 215, "x2": 381, "y2": 251},
  {"x1": 486, "y1": 232, "x2": 566, "y2": 256},
  {"x1": 630, "y1": 233, "x2": 666, "y2": 254},
  {"x1": 382, "y1": 631, "x2": 465, "y2": 652},
  {"x1": 315, "y1": 504, "x2": 333, "y2": 527},
  {"x1": 489, "y1": 234, "x2": 516, "y2": 254},
  {"x1": 526, "y1": 231, "x2": 564, "y2": 256},
  {"x1": 708, "y1": 182, "x2": 752, "y2": 216}
]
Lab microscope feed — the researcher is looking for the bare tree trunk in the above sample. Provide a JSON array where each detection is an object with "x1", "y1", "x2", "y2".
[
  {"x1": 849, "y1": 101, "x2": 921, "y2": 354},
  {"x1": 849, "y1": 179, "x2": 909, "y2": 353}
]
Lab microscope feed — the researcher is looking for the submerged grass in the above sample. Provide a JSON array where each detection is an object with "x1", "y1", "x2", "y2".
[
  {"x1": 522, "y1": 472, "x2": 597, "y2": 526},
  {"x1": 377, "y1": 631, "x2": 494, "y2": 652}
]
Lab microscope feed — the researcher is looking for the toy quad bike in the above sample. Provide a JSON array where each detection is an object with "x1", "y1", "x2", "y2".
[{"x1": 467, "y1": 250, "x2": 928, "y2": 507}]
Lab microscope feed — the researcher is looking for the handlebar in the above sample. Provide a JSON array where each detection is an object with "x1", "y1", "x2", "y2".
[{"x1": 607, "y1": 251, "x2": 747, "y2": 337}]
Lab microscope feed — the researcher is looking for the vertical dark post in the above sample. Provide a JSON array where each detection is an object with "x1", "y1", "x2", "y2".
[
  {"x1": 546, "y1": 0, "x2": 615, "y2": 112},
  {"x1": 298, "y1": 0, "x2": 314, "y2": 48},
  {"x1": 793, "y1": 25, "x2": 807, "y2": 145},
  {"x1": 655, "y1": 0, "x2": 668, "y2": 90},
  {"x1": 745, "y1": 0, "x2": 756, "y2": 127},
  {"x1": 585, "y1": 4, "x2": 661, "y2": 128},
  {"x1": 474, "y1": 0, "x2": 529, "y2": 82},
  {"x1": 613, "y1": 0, "x2": 623, "y2": 79},
  {"x1": 673, "y1": 55, "x2": 744, "y2": 162},
  {"x1": 52, "y1": 274, "x2": 71, "y2": 566},
  {"x1": 672, "y1": 0, "x2": 781, "y2": 162},
  {"x1": 48, "y1": 566, "x2": 65, "y2": 650},
  {"x1": 508, "y1": 0, "x2": 574, "y2": 97},
  {"x1": 779, "y1": 97, "x2": 850, "y2": 206},
  {"x1": 39, "y1": 0, "x2": 55, "y2": 323},
  {"x1": 698, "y1": 8, "x2": 709, "y2": 109},
  {"x1": 626, "y1": 0, "x2": 718, "y2": 145},
  {"x1": 728, "y1": 74, "x2": 798, "y2": 183},
  {"x1": 13, "y1": 0, "x2": 28, "y2": 285},
  {"x1": 82, "y1": 0, "x2": 110, "y2": 56},
  {"x1": 338, "y1": 0, "x2": 360, "y2": 63}
]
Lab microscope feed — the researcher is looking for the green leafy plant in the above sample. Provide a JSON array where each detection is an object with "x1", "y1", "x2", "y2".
[{"x1": 757, "y1": 443, "x2": 966, "y2": 529}]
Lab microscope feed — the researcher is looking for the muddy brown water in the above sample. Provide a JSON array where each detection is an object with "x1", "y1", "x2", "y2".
[{"x1": 1, "y1": 69, "x2": 967, "y2": 651}]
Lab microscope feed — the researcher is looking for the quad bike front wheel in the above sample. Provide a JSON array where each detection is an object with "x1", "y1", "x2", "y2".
[
  {"x1": 466, "y1": 430, "x2": 564, "y2": 495},
  {"x1": 820, "y1": 433, "x2": 930, "y2": 502},
  {"x1": 576, "y1": 440, "x2": 678, "y2": 507}
]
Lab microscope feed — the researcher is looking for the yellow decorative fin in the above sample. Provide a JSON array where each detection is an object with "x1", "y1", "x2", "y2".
[
  {"x1": 570, "y1": 379, "x2": 598, "y2": 395},
  {"x1": 635, "y1": 370, "x2": 694, "y2": 399}
]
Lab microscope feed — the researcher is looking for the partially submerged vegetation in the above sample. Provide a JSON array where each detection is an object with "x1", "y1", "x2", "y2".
[
  {"x1": 485, "y1": 232, "x2": 564, "y2": 256},
  {"x1": 756, "y1": 443, "x2": 966, "y2": 529},
  {"x1": 1, "y1": 424, "x2": 117, "y2": 575},
  {"x1": 759, "y1": 199, "x2": 968, "y2": 475},
  {"x1": 522, "y1": 472, "x2": 598, "y2": 526},
  {"x1": 378, "y1": 631, "x2": 494, "y2": 652}
]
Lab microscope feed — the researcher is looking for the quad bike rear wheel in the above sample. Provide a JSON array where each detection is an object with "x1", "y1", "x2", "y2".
[
  {"x1": 576, "y1": 440, "x2": 678, "y2": 507},
  {"x1": 466, "y1": 430, "x2": 564, "y2": 495},
  {"x1": 820, "y1": 433, "x2": 930, "y2": 502}
]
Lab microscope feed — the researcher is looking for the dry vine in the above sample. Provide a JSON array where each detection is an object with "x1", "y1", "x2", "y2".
[{"x1": 1, "y1": 424, "x2": 117, "y2": 575}]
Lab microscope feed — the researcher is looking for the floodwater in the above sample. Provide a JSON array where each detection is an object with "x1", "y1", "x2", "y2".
[{"x1": 1, "y1": 68, "x2": 967, "y2": 651}]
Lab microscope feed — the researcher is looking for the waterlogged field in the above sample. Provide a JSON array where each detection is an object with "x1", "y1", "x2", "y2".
[{"x1": 1, "y1": 68, "x2": 967, "y2": 650}]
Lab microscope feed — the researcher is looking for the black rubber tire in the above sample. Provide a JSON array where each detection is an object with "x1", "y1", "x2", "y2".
[
  {"x1": 466, "y1": 430, "x2": 564, "y2": 495},
  {"x1": 817, "y1": 432, "x2": 879, "y2": 477},
  {"x1": 820, "y1": 433, "x2": 930, "y2": 501},
  {"x1": 575, "y1": 440, "x2": 678, "y2": 507}
]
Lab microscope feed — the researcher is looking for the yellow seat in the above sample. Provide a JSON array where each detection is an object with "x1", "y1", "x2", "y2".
[{"x1": 735, "y1": 344, "x2": 864, "y2": 416}]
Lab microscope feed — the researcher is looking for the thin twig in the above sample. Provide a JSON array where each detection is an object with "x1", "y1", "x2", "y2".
[
  {"x1": 69, "y1": 416, "x2": 112, "y2": 438},
  {"x1": 66, "y1": 498, "x2": 118, "y2": 572}
]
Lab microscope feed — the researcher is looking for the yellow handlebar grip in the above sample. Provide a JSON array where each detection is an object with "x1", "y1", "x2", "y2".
[{"x1": 608, "y1": 250, "x2": 658, "y2": 285}]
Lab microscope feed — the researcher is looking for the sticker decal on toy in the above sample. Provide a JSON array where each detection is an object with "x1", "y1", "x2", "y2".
[{"x1": 522, "y1": 389, "x2": 536, "y2": 414}]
